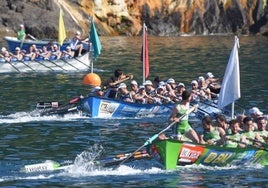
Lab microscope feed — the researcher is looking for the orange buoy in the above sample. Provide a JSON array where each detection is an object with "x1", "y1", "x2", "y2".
[{"x1": 83, "y1": 73, "x2": 102, "y2": 87}]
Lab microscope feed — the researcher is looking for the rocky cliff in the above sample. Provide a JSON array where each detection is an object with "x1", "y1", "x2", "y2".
[{"x1": 0, "y1": 0, "x2": 267, "y2": 39}]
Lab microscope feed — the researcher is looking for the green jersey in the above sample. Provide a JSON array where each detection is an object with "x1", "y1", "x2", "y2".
[
  {"x1": 225, "y1": 133, "x2": 241, "y2": 148},
  {"x1": 17, "y1": 30, "x2": 25, "y2": 40}
]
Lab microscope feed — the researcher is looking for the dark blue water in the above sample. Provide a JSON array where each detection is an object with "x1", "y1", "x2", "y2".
[{"x1": 0, "y1": 35, "x2": 267, "y2": 187}]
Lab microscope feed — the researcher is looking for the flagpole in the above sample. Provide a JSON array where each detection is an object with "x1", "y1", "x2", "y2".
[
  {"x1": 90, "y1": 17, "x2": 94, "y2": 73},
  {"x1": 231, "y1": 102, "x2": 235, "y2": 119},
  {"x1": 142, "y1": 23, "x2": 146, "y2": 83}
]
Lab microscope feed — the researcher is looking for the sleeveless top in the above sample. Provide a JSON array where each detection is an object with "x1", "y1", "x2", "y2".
[
  {"x1": 120, "y1": 92, "x2": 133, "y2": 102},
  {"x1": 203, "y1": 127, "x2": 221, "y2": 142},
  {"x1": 225, "y1": 133, "x2": 241, "y2": 148},
  {"x1": 172, "y1": 104, "x2": 191, "y2": 135},
  {"x1": 240, "y1": 131, "x2": 256, "y2": 145}
]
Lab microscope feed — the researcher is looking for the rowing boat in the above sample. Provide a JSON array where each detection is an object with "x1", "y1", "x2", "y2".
[
  {"x1": 0, "y1": 52, "x2": 90, "y2": 73},
  {"x1": 150, "y1": 139, "x2": 268, "y2": 169},
  {"x1": 4, "y1": 36, "x2": 71, "y2": 53},
  {"x1": 35, "y1": 96, "x2": 227, "y2": 123},
  {"x1": 78, "y1": 96, "x2": 174, "y2": 120}
]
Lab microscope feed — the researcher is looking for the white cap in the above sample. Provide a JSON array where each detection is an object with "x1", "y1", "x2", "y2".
[
  {"x1": 118, "y1": 83, "x2": 127, "y2": 89},
  {"x1": 157, "y1": 85, "x2": 164, "y2": 90},
  {"x1": 206, "y1": 72, "x2": 214, "y2": 78},
  {"x1": 76, "y1": 31, "x2": 81, "y2": 35},
  {"x1": 130, "y1": 80, "x2": 138, "y2": 85},
  {"x1": 91, "y1": 86, "x2": 101, "y2": 93},
  {"x1": 53, "y1": 44, "x2": 58, "y2": 48},
  {"x1": 191, "y1": 80, "x2": 198, "y2": 85},
  {"x1": 159, "y1": 81, "x2": 166, "y2": 86},
  {"x1": 249, "y1": 107, "x2": 263, "y2": 116},
  {"x1": 20, "y1": 24, "x2": 24, "y2": 28},
  {"x1": 198, "y1": 76, "x2": 205, "y2": 82},
  {"x1": 66, "y1": 46, "x2": 71, "y2": 49},
  {"x1": 139, "y1": 85, "x2": 145, "y2": 90},
  {"x1": 144, "y1": 80, "x2": 153, "y2": 85},
  {"x1": 177, "y1": 83, "x2": 185, "y2": 88},
  {"x1": 166, "y1": 78, "x2": 175, "y2": 84},
  {"x1": 1, "y1": 47, "x2": 6, "y2": 52},
  {"x1": 15, "y1": 47, "x2": 20, "y2": 51}
]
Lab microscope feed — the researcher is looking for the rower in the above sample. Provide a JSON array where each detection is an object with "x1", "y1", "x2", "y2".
[
  {"x1": 103, "y1": 69, "x2": 133, "y2": 98},
  {"x1": 117, "y1": 83, "x2": 133, "y2": 103}
]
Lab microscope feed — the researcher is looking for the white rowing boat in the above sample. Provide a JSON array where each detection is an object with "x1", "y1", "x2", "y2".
[{"x1": 0, "y1": 52, "x2": 90, "y2": 73}]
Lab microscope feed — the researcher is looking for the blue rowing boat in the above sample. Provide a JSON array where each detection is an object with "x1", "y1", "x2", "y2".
[
  {"x1": 78, "y1": 96, "x2": 174, "y2": 120},
  {"x1": 4, "y1": 36, "x2": 71, "y2": 53},
  {"x1": 77, "y1": 96, "x2": 226, "y2": 122}
]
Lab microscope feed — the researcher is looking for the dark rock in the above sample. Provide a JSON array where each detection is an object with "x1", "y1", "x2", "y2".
[{"x1": 0, "y1": 0, "x2": 267, "y2": 37}]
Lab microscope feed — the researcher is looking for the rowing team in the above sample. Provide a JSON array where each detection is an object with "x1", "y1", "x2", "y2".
[
  {"x1": 0, "y1": 44, "x2": 81, "y2": 63},
  {"x1": 173, "y1": 106, "x2": 268, "y2": 149},
  {"x1": 89, "y1": 72, "x2": 221, "y2": 106}
]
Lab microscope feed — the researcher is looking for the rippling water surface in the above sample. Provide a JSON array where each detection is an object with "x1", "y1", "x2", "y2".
[{"x1": 0, "y1": 35, "x2": 267, "y2": 187}]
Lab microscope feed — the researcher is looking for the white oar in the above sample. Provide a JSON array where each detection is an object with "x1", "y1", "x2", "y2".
[
  {"x1": 24, "y1": 150, "x2": 150, "y2": 173},
  {"x1": 24, "y1": 160, "x2": 73, "y2": 173}
]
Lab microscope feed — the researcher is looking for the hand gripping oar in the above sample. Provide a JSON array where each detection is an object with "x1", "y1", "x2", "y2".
[
  {"x1": 227, "y1": 138, "x2": 268, "y2": 151},
  {"x1": 113, "y1": 106, "x2": 196, "y2": 169}
]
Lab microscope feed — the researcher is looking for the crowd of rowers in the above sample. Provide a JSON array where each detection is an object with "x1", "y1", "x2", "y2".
[
  {"x1": 1, "y1": 29, "x2": 88, "y2": 63},
  {"x1": 198, "y1": 109, "x2": 268, "y2": 148},
  {"x1": 89, "y1": 69, "x2": 221, "y2": 105},
  {"x1": 89, "y1": 69, "x2": 267, "y2": 149},
  {"x1": 0, "y1": 44, "x2": 76, "y2": 63}
]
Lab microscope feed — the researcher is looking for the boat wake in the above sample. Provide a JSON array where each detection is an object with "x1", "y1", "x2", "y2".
[{"x1": 0, "y1": 111, "x2": 86, "y2": 124}]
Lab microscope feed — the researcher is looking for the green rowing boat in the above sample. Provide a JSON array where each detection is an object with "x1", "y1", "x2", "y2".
[{"x1": 150, "y1": 139, "x2": 268, "y2": 170}]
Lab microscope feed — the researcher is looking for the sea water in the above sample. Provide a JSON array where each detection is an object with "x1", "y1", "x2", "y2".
[{"x1": 0, "y1": 35, "x2": 267, "y2": 187}]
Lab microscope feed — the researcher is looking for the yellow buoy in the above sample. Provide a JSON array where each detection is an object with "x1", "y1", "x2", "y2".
[{"x1": 83, "y1": 73, "x2": 102, "y2": 87}]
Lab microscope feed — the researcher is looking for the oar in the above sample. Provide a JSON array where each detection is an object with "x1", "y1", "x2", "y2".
[
  {"x1": 38, "y1": 96, "x2": 81, "y2": 116},
  {"x1": 20, "y1": 36, "x2": 25, "y2": 49},
  {"x1": 61, "y1": 58, "x2": 80, "y2": 71},
  {"x1": 73, "y1": 56, "x2": 90, "y2": 67},
  {"x1": 6, "y1": 61, "x2": 21, "y2": 73},
  {"x1": 19, "y1": 60, "x2": 36, "y2": 72},
  {"x1": 103, "y1": 75, "x2": 132, "y2": 97},
  {"x1": 27, "y1": 34, "x2": 37, "y2": 41},
  {"x1": 10, "y1": 52, "x2": 36, "y2": 72},
  {"x1": 246, "y1": 137, "x2": 268, "y2": 149},
  {"x1": 48, "y1": 59, "x2": 68, "y2": 71},
  {"x1": 113, "y1": 106, "x2": 196, "y2": 169},
  {"x1": 228, "y1": 138, "x2": 268, "y2": 151},
  {"x1": 24, "y1": 150, "x2": 150, "y2": 173},
  {"x1": 34, "y1": 59, "x2": 55, "y2": 71},
  {"x1": 39, "y1": 54, "x2": 68, "y2": 71},
  {"x1": 109, "y1": 75, "x2": 133, "y2": 87}
]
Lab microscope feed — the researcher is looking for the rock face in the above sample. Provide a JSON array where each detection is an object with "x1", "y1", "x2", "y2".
[{"x1": 0, "y1": 0, "x2": 267, "y2": 38}]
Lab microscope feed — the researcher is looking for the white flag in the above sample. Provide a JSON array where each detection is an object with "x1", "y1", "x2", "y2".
[{"x1": 217, "y1": 36, "x2": 241, "y2": 109}]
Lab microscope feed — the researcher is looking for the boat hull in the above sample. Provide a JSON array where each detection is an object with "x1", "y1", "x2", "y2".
[
  {"x1": 79, "y1": 96, "x2": 174, "y2": 120},
  {"x1": 78, "y1": 96, "x2": 229, "y2": 122},
  {"x1": 151, "y1": 139, "x2": 268, "y2": 169},
  {"x1": 0, "y1": 52, "x2": 90, "y2": 73}
]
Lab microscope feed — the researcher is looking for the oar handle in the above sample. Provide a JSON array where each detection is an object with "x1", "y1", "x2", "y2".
[{"x1": 109, "y1": 75, "x2": 133, "y2": 87}]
